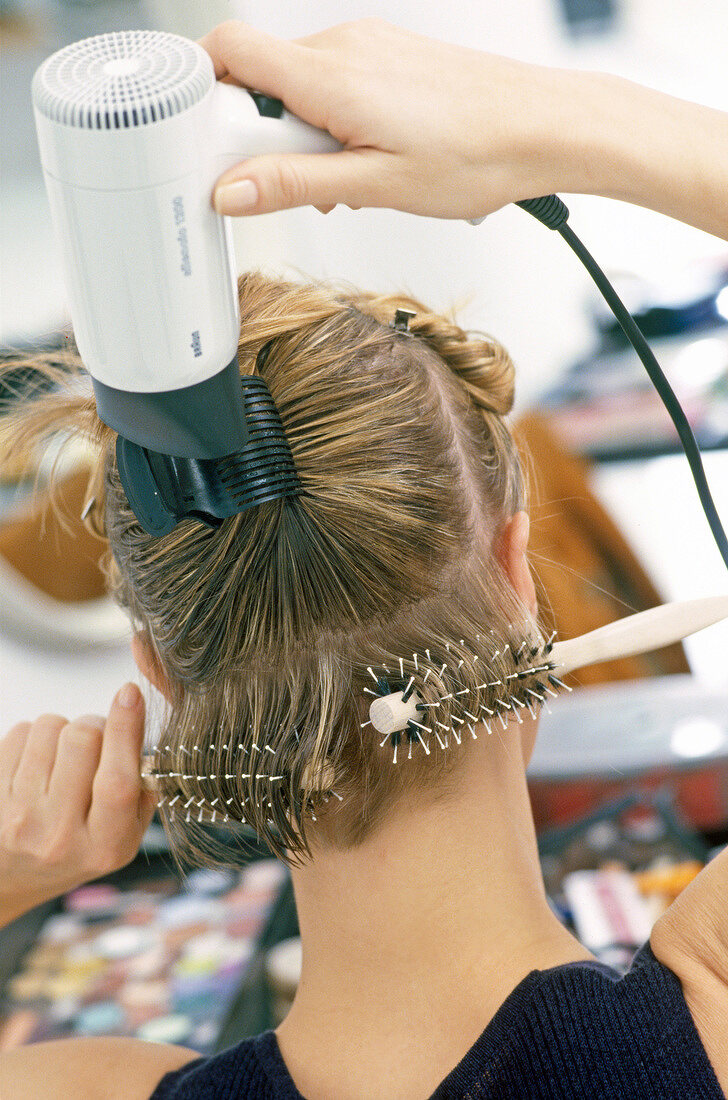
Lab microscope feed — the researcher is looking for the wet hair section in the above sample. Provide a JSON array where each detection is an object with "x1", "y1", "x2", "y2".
[{"x1": 0, "y1": 272, "x2": 538, "y2": 867}]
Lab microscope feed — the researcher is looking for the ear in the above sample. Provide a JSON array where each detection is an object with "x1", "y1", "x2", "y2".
[
  {"x1": 131, "y1": 631, "x2": 174, "y2": 702},
  {"x1": 494, "y1": 511, "x2": 537, "y2": 617}
]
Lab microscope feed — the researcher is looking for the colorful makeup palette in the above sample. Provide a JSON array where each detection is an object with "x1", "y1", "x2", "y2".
[{"x1": 0, "y1": 859, "x2": 288, "y2": 1054}]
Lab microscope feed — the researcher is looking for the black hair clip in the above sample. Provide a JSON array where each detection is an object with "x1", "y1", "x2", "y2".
[{"x1": 391, "y1": 308, "x2": 416, "y2": 334}]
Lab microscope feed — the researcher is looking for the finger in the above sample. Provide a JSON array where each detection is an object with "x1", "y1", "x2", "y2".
[
  {"x1": 11, "y1": 714, "x2": 67, "y2": 798},
  {"x1": 0, "y1": 722, "x2": 30, "y2": 797},
  {"x1": 213, "y1": 148, "x2": 396, "y2": 217},
  {"x1": 198, "y1": 22, "x2": 334, "y2": 130},
  {"x1": 198, "y1": 21, "x2": 300, "y2": 91},
  {"x1": 88, "y1": 683, "x2": 146, "y2": 834},
  {"x1": 47, "y1": 716, "x2": 105, "y2": 824}
]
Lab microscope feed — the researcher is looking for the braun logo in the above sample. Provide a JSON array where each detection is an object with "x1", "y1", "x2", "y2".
[{"x1": 191, "y1": 331, "x2": 202, "y2": 357}]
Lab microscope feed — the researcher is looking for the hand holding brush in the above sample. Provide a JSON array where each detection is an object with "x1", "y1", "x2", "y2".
[{"x1": 0, "y1": 684, "x2": 155, "y2": 929}]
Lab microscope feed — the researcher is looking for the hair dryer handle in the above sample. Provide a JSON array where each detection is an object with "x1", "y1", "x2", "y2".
[{"x1": 210, "y1": 81, "x2": 340, "y2": 178}]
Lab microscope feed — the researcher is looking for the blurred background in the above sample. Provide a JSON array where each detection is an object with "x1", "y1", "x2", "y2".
[{"x1": 1, "y1": 0, "x2": 728, "y2": 1059}]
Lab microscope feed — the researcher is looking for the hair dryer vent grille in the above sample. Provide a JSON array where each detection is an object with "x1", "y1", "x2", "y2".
[{"x1": 32, "y1": 30, "x2": 213, "y2": 130}]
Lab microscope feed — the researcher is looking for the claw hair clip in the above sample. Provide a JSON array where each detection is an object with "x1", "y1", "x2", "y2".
[{"x1": 367, "y1": 596, "x2": 728, "y2": 737}]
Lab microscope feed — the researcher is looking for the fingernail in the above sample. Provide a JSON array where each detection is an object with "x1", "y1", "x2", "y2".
[
  {"x1": 117, "y1": 682, "x2": 141, "y2": 709},
  {"x1": 214, "y1": 179, "x2": 258, "y2": 215}
]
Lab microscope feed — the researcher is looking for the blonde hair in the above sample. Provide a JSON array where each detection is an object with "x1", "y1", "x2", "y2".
[{"x1": 1, "y1": 272, "x2": 538, "y2": 867}]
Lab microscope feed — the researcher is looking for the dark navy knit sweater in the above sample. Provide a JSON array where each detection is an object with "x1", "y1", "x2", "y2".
[{"x1": 149, "y1": 940, "x2": 725, "y2": 1099}]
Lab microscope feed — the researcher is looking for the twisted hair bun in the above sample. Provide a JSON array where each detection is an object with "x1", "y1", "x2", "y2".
[
  {"x1": 411, "y1": 315, "x2": 515, "y2": 417},
  {"x1": 350, "y1": 292, "x2": 515, "y2": 417}
]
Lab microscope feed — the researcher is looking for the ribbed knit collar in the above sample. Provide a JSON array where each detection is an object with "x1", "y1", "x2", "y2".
[{"x1": 253, "y1": 946, "x2": 636, "y2": 1099}]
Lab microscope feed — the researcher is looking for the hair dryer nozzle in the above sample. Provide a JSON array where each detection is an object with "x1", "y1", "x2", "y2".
[{"x1": 116, "y1": 375, "x2": 303, "y2": 537}]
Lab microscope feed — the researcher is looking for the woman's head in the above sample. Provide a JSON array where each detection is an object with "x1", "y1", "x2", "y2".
[{"x1": 3, "y1": 272, "x2": 540, "y2": 866}]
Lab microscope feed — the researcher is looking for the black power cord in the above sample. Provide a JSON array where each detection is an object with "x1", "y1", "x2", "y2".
[{"x1": 516, "y1": 194, "x2": 728, "y2": 574}]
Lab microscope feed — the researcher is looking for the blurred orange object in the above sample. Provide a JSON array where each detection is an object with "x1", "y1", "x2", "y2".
[
  {"x1": 0, "y1": 465, "x2": 106, "y2": 602},
  {"x1": 633, "y1": 860, "x2": 703, "y2": 902},
  {"x1": 515, "y1": 413, "x2": 689, "y2": 684}
]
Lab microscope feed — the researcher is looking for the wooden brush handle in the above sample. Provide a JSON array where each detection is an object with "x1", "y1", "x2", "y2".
[{"x1": 550, "y1": 595, "x2": 728, "y2": 675}]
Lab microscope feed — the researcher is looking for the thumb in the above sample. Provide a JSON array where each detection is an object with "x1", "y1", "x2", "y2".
[{"x1": 213, "y1": 148, "x2": 395, "y2": 216}]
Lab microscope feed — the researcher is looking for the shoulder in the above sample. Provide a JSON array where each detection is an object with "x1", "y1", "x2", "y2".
[
  {"x1": 481, "y1": 943, "x2": 726, "y2": 1098},
  {"x1": 650, "y1": 930, "x2": 728, "y2": 1097},
  {"x1": 0, "y1": 1036, "x2": 200, "y2": 1100},
  {"x1": 649, "y1": 844, "x2": 728, "y2": 1095}
]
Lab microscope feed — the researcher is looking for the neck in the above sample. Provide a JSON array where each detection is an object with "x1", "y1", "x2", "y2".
[{"x1": 275, "y1": 717, "x2": 594, "y2": 1099}]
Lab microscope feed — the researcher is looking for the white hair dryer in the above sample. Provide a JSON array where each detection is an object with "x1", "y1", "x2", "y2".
[{"x1": 32, "y1": 30, "x2": 339, "y2": 534}]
